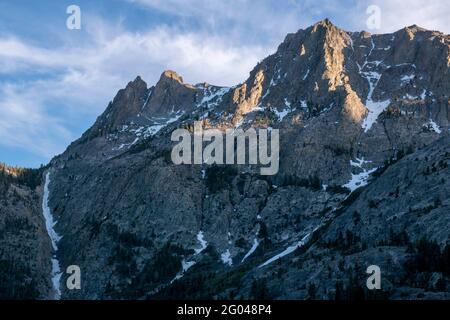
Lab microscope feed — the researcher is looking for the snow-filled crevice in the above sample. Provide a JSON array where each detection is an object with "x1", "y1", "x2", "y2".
[
  {"x1": 359, "y1": 38, "x2": 391, "y2": 132},
  {"x1": 259, "y1": 233, "x2": 310, "y2": 268},
  {"x1": 241, "y1": 238, "x2": 259, "y2": 263},
  {"x1": 140, "y1": 88, "x2": 153, "y2": 112},
  {"x1": 171, "y1": 259, "x2": 196, "y2": 283},
  {"x1": 170, "y1": 230, "x2": 208, "y2": 282},
  {"x1": 42, "y1": 172, "x2": 62, "y2": 300}
]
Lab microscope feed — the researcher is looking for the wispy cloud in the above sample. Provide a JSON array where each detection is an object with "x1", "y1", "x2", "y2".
[
  {"x1": 0, "y1": 84, "x2": 73, "y2": 158},
  {"x1": 367, "y1": 0, "x2": 450, "y2": 33},
  {"x1": 127, "y1": 0, "x2": 315, "y2": 43},
  {"x1": 0, "y1": 21, "x2": 268, "y2": 164},
  {"x1": 129, "y1": 0, "x2": 450, "y2": 34}
]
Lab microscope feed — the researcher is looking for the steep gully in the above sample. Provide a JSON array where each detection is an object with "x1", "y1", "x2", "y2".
[{"x1": 42, "y1": 172, "x2": 62, "y2": 300}]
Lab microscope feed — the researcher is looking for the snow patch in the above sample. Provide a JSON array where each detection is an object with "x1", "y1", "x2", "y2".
[
  {"x1": 141, "y1": 89, "x2": 153, "y2": 111},
  {"x1": 200, "y1": 87, "x2": 230, "y2": 108},
  {"x1": 143, "y1": 111, "x2": 184, "y2": 138},
  {"x1": 274, "y1": 108, "x2": 289, "y2": 121},
  {"x1": 300, "y1": 100, "x2": 307, "y2": 109},
  {"x1": 343, "y1": 166, "x2": 378, "y2": 192},
  {"x1": 221, "y1": 249, "x2": 233, "y2": 266},
  {"x1": 259, "y1": 233, "x2": 310, "y2": 268},
  {"x1": 350, "y1": 157, "x2": 371, "y2": 168},
  {"x1": 269, "y1": 67, "x2": 283, "y2": 87},
  {"x1": 361, "y1": 71, "x2": 391, "y2": 132},
  {"x1": 348, "y1": 35, "x2": 354, "y2": 51},
  {"x1": 234, "y1": 117, "x2": 244, "y2": 129},
  {"x1": 390, "y1": 63, "x2": 416, "y2": 69},
  {"x1": 284, "y1": 98, "x2": 291, "y2": 109},
  {"x1": 361, "y1": 82, "x2": 390, "y2": 131},
  {"x1": 302, "y1": 69, "x2": 310, "y2": 80},
  {"x1": 420, "y1": 89, "x2": 427, "y2": 100},
  {"x1": 243, "y1": 105, "x2": 265, "y2": 115},
  {"x1": 273, "y1": 98, "x2": 293, "y2": 121},
  {"x1": 194, "y1": 231, "x2": 208, "y2": 254},
  {"x1": 171, "y1": 259, "x2": 196, "y2": 282},
  {"x1": 182, "y1": 259, "x2": 196, "y2": 272},
  {"x1": 359, "y1": 39, "x2": 391, "y2": 132},
  {"x1": 112, "y1": 111, "x2": 184, "y2": 151},
  {"x1": 428, "y1": 119, "x2": 442, "y2": 134},
  {"x1": 401, "y1": 74, "x2": 414, "y2": 83},
  {"x1": 241, "y1": 239, "x2": 259, "y2": 263}
]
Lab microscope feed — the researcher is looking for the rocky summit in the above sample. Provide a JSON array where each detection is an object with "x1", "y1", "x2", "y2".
[{"x1": 1, "y1": 20, "x2": 449, "y2": 300}]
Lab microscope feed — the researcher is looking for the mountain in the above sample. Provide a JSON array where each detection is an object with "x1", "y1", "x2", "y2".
[{"x1": 1, "y1": 20, "x2": 449, "y2": 300}]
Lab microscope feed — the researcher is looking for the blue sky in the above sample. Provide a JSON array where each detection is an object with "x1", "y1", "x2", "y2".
[{"x1": 0, "y1": 0, "x2": 448, "y2": 167}]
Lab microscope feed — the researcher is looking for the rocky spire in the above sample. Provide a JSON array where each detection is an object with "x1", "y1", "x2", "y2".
[
  {"x1": 82, "y1": 75, "x2": 149, "y2": 139},
  {"x1": 141, "y1": 70, "x2": 199, "y2": 118},
  {"x1": 158, "y1": 70, "x2": 184, "y2": 84}
]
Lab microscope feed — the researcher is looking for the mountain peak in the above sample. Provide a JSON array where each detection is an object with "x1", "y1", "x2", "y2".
[
  {"x1": 134, "y1": 75, "x2": 143, "y2": 82},
  {"x1": 75, "y1": 20, "x2": 449, "y2": 156},
  {"x1": 138, "y1": 69, "x2": 197, "y2": 118},
  {"x1": 405, "y1": 24, "x2": 427, "y2": 32},
  {"x1": 160, "y1": 70, "x2": 184, "y2": 84},
  {"x1": 314, "y1": 18, "x2": 335, "y2": 28},
  {"x1": 311, "y1": 18, "x2": 341, "y2": 33},
  {"x1": 125, "y1": 75, "x2": 147, "y2": 91}
]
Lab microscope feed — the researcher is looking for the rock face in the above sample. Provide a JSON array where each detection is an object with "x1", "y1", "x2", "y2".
[
  {"x1": 1, "y1": 20, "x2": 449, "y2": 300},
  {"x1": 0, "y1": 166, "x2": 51, "y2": 299}
]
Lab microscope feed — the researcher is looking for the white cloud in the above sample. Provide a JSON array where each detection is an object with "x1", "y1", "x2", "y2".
[
  {"x1": 129, "y1": 0, "x2": 450, "y2": 34},
  {"x1": 0, "y1": 26, "x2": 269, "y2": 86},
  {"x1": 336, "y1": 0, "x2": 450, "y2": 34},
  {"x1": 127, "y1": 0, "x2": 314, "y2": 42},
  {"x1": 0, "y1": 23, "x2": 269, "y2": 162},
  {"x1": 0, "y1": 84, "x2": 73, "y2": 158},
  {"x1": 369, "y1": 0, "x2": 450, "y2": 33}
]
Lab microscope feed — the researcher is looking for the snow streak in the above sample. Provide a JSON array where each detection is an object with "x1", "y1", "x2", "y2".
[{"x1": 42, "y1": 172, "x2": 62, "y2": 300}]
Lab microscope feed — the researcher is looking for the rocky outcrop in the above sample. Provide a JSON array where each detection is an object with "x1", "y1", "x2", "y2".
[
  {"x1": 0, "y1": 167, "x2": 51, "y2": 299},
  {"x1": 87, "y1": 76, "x2": 149, "y2": 138},
  {"x1": 142, "y1": 70, "x2": 198, "y2": 117},
  {"x1": 238, "y1": 137, "x2": 450, "y2": 300}
]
